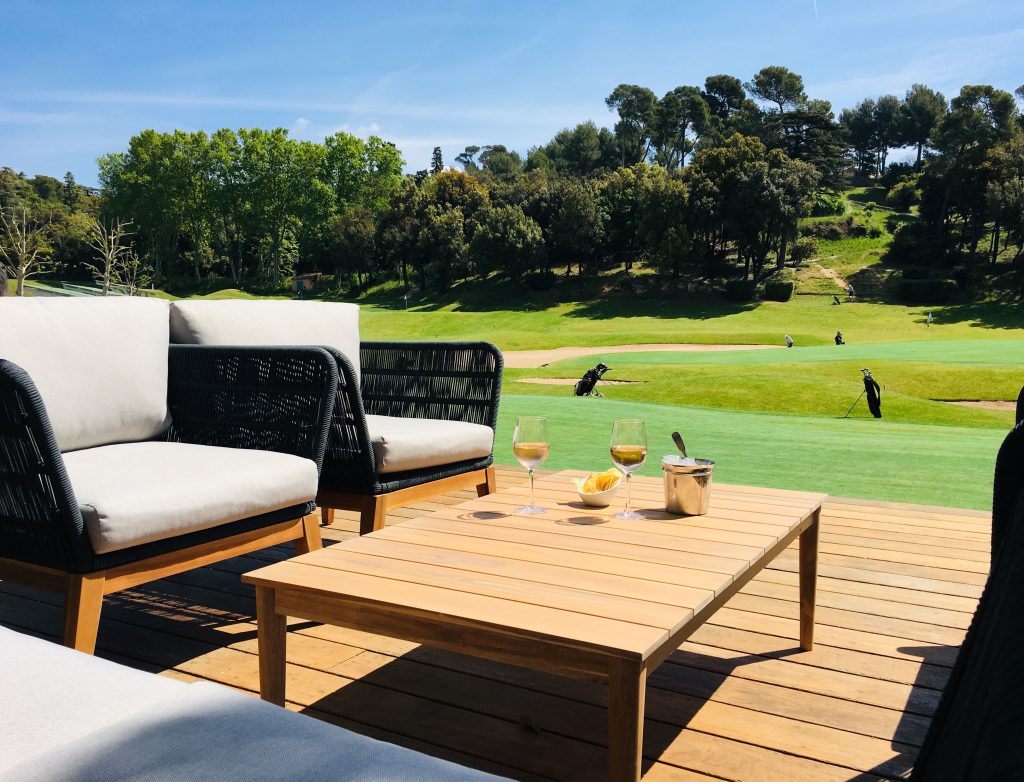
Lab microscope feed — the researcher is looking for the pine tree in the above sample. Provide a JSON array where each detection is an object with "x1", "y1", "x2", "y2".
[
  {"x1": 62, "y1": 171, "x2": 78, "y2": 212},
  {"x1": 430, "y1": 146, "x2": 444, "y2": 175}
]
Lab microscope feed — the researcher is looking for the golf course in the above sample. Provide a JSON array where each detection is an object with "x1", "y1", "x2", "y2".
[{"x1": 356, "y1": 293, "x2": 1021, "y2": 510}]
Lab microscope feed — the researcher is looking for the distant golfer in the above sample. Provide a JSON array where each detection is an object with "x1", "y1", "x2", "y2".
[
  {"x1": 846, "y1": 283, "x2": 856, "y2": 300},
  {"x1": 784, "y1": 334, "x2": 794, "y2": 348},
  {"x1": 926, "y1": 311, "x2": 933, "y2": 327},
  {"x1": 835, "y1": 331, "x2": 845, "y2": 345},
  {"x1": 832, "y1": 295, "x2": 841, "y2": 305}
]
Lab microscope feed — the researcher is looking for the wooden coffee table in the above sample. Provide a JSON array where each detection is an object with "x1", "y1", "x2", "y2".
[{"x1": 243, "y1": 471, "x2": 823, "y2": 781}]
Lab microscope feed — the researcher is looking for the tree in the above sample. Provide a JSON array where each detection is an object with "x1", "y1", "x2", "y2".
[
  {"x1": 703, "y1": 75, "x2": 747, "y2": 120},
  {"x1": 840, "y1": 99, "x2": 877, "y2": 176},
  {"x1": 376, "y1": 177, "x2": 425, "y2": 288},
  {"x1": 62, "y1": 171, "x2": 78, "y2": 212},
  {"x1": 470, "y1": 204, "x2": 543, "y2": 279},
  {"x1": 873, "y1": 95, "x2": 903, "y2": 175},
  {"x1": 747, "y1": 66, "x2": 806, "y2": 113},
  {"x1": 550, "y1": 179, "x2": 605, "y2": 276},
  {"x1": 430, "y1": 146, "x2": 444, "y2": 175},
  {"x1": 920, "y1": 84, "x2": 1018, "y2": 264},
  {"x1": 899, "y1": 84, "x2": 947, "y2": 165},
  {"x1": 86, "y1": 218, "x2": 135, "y2": 294},
  {"x1": 532, "y1": 121, "x2": 616, "y2": 177},
  {"x1": 637, "y1": 167, "x2": 689, "y2": 277},
  {"x1": 454, "y1": 145, "x2": 481, "y2": 173},
  {"x1": 418, "y1": 205, "x2": 467, "y2": 290},
  {"x1": 652, "y1": 87, "x2": 710, "y2": 169},
  {"x1": 0, "y1": 206, "x2": 54, "y2": 295},
  {"x1": 605, "y1": 84, "x2": 658, "y2": 165},
  {"x1": 328, "y1": 207, "x2": 376, "y2": 290},
  {"x1": 478, "y1": 145, "x2": 523, "y2": 178}
]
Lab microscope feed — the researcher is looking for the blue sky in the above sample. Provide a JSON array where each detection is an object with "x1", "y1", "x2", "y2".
[{"x1": 2, "y1": 0, "x2": 1022, "y2": 185}]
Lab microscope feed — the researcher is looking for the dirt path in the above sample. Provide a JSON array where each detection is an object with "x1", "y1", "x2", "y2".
[{"x1": 502, "y1": 343, "x2": 781, "y2": 369}]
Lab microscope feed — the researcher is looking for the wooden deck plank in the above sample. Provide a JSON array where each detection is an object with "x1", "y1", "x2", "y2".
[{"x1": 0, "y1": 467, "x2": 987, "y2": 782}]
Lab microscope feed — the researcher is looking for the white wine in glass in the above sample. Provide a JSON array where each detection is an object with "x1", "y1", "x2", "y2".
[
  {"x1": 610, "y1": 419, "x2": 647, "y2": 520},
  {"x1": 513, "y1": 416, "x2": 549, "y2": 515}
]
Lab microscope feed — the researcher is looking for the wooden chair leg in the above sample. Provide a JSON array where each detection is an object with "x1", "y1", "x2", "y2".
[
  {"x1": 359, "y1": 496, "x2": 388, "y2": 536},
  {"x1": 477, "y1": 465, "x2": 497, "y2": 497},
  {"x1": 63, "y1": 573, "x2": 105, "y2": 654},
  {"x1": 320, "y1": 506, "x2": 334, "y2": 527},
  {"x1": 294, "y1": 513, "x2": 323, "y2": 555}
]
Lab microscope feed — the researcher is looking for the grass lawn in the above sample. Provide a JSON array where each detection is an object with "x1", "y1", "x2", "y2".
[
  {"x1": 359, "y1": 292, "x2": 1024, "y2": 349},
  {"x1": 495, "y1": 394, "x2": 1004, "y2": 510}
]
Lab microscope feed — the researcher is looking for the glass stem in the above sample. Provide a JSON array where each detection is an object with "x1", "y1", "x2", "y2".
[
  {"x1": 625, "y1": 473, "x2": 632, "y2": 514},
  {"x1": 529, "y1": 468, "x2": 536, "y2": 508}
]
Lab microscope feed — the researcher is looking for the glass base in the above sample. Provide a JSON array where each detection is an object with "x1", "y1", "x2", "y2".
[
  {"x1": 612, "y1": 509, "x2": 645, "y2": 521},
  {"x1": 514, "y1": 504, "x2": 547, "y2": 516}
]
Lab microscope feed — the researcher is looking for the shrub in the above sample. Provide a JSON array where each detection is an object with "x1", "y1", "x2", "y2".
[
  {"x1": 810, "y1": 191, "x2": 846, "y2": 217},
  {"x1": 763, "y1": 280, "x2": 794, "y2": 301},
  {"x1": 901, "y1": 266, "x2": 930, "y2": 280},
  {"x1": 723, "y1": 279, "x2": 757, "y2": 302},
  {"x1": 886, "y1": 180, "x2": 921, "y2": 212},
  {"x1": 522, "y1": 270, "x2": 556, "y2": 291},
  {"x1": 881, "y1": 162, "x2": 916, "y2": 189},
  {"x1": 898, "y1": 278, "x2": 957, "y2": 303},
  {"x1": 867, "y1": 225, "x2": 883, "y2": 238},
  {"x1": 789, "y1": 237, "x2": 818, "y2": 263},
  {"x1": 887, "y1": 221, "x2": 945, "y2": 265}
]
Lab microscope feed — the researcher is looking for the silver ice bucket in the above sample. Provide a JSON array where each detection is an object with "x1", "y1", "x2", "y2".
[{"x1": 662, "y1": 456, "x2": 715, "y2": 516}]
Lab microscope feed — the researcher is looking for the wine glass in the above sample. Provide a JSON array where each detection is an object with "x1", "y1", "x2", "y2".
[
  {"x1": 610, "y1": 419, "x2": 647, "y2": 520},
  {"x1": 513, "y1": 416, "x2": 549, "y2": 515}
]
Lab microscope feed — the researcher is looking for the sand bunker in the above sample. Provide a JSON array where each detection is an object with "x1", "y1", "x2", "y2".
[
  {"x1": 503, "y1": 343, "x2": 780, "y2": 369},
  {"x1": 944, "y1": 400, "x2": 1016, "y2": 411}
]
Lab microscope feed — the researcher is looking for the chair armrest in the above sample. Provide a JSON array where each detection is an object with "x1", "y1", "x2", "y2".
[
  {"x1": 359, "y1": 341, "x2": 503, "y2": 428},
  {"x1": 0, "y1": 360, "x2": 94, "y2": 571},
  {"x1": 320, "y1": 347, "x2": 378, "y2": 489},
  {"x1": 167, "y1": 345, "x2": 339, "y2": 473}
]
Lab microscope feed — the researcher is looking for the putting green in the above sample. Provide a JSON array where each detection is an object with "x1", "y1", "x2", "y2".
[{"x1": 496, "y1": 394, "x2": 1007, "y2": 510}]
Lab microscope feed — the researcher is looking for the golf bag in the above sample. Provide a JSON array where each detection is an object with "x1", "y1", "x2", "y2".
[
  {"x1": 863, "y1": 369, "x2": 882, "y2": 418},
  {"x1": 574, "y1": 363, "x2": 610, "y2": 397}
]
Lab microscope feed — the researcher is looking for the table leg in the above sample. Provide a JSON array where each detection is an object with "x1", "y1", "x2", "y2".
[
  {"x1": 255, "y1": 586, "x2": 287, "y2": 706},
  {"x1": 799, "y1": 509, "x2": 820, "y2": 651},
  {"x1": 608, "y1": 658, "x2": 646, "y2": 782}
]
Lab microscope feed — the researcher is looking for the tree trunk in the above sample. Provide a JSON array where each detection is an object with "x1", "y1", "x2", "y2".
[
  {"x1": 777, "y1": 234, "x2": 788, "y2": 270},
  {"x1": 916, "y1": 143, "x2": 923, "y2": 166},
  {"x1": 16, "y1": 271, "x2": 25, "y2": 296}
]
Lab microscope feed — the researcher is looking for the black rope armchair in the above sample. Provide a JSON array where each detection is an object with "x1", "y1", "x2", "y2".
[
  {"x1": 318, "y1": 340, "x2": 502, "y2": 534},
  {"x1": 168, "y1": 301, "x2": 503, "y2": 536},
  {"x1": 0, "y1": 342, "x2": 338, "y2": 654},
  {"x1": 909, "y1": 417, "x2": 1024, "y2": 780}
]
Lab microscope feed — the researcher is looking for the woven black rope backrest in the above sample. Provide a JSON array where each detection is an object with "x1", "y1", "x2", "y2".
[
  {"x1": 321, "y1": 347, "x2": 377, "y2": 488},
  {"x1": 359, "y1": 342, "x2": 502, "y2": 427},
  {"x1": 910, "y1": 422, "x2": 1024, "y2": 780},
  {"x1": 166, "y1": 346, "x2": 335, "y2": 469},
  {"x1": 0, "y1": 360, "x2": 93, "y2": 571}
]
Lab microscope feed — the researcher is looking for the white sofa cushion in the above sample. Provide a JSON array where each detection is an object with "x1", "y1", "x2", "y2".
[
  {"x1": 365, "y1": 415, "x2": 493, "y2": 475},
  {"x1": 62, "y1": 442, "x2": 318, "y2": 554},
  {"x1": 170, "y1": 300, "x2": 361, "y2": 378},
  {"x1": 0, "y1": 626, "x2": 505, "y2": 781},
  {"x1": 0, "y1": 297, "x2": 171, "y2": 452}
]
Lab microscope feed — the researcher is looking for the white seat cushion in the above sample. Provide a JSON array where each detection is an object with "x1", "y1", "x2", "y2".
[
  {"x1": 169, "y1": 300, "x2": 361, "y2": 378},
  {"x1": 0, "y1": 297, "x2": 171, "y2": 452},
  {"x1": 62, "y1": 442, "x2": 318, "y2": 555},
  {"x1": 365, "y1": 415, "x2": 493, "y2": 475},
  {"x1": 0, "y1": 626, "x2": 506, "y2": 781}
]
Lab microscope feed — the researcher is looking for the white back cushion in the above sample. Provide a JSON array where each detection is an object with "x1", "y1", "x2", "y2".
[
  {"x1": 169, "y1": 300, "x2": 360, "y2": 378},
  {"x1": 0, "y1": 297, "x2": 171, "y2": 452}
]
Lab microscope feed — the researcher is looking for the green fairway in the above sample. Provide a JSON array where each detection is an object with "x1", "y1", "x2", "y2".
[
  {"x1": 358, "y1": 290, "x2": 1024, "y2": 350},
  {"x1": 546, "y1": 339, "x2": 1024, "y2": 367},
  {"x1": 496, "y1": 394, "x2": 1006, "y2": 510}
]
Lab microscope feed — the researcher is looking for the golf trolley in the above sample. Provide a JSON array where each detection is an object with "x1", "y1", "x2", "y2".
[
  {"x1": 842, "y1": 368, "x2": 882, "y2": 419},
  {"x1": 574, "y1": 363, "x2": 611, "y2": 397}
]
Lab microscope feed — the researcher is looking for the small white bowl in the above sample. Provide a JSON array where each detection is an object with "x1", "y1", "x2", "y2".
[{"x1": 574, "y1": 477, "x2": 622, "y2": 507}]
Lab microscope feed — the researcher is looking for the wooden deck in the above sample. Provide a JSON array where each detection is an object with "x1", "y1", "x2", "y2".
[{"x1": 0, "y1": 465, "x2": 990, "y2": 781}]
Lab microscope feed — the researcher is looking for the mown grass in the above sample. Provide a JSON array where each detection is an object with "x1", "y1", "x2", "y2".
[
  {"x1": 495, "y1": 395, "x2": 1004, "y2": 510},
  {"x1": 359, "y1": 293, "x2": 1024, "y2": 349}
]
